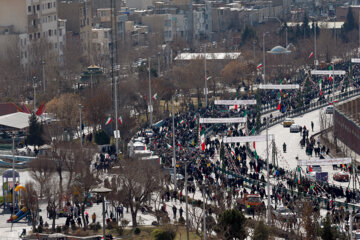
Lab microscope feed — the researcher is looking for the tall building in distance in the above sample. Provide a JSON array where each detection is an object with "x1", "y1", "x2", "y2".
[
  {"x1": 0, "y1": 0, "x2": 66, "y2": 67},
  {"x1": 58, "y1": 0, "x2": 92, "y2": 60}
]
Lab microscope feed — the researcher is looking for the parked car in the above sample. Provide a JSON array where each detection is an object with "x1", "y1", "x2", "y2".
[
  {"x1": 290, "y1": 124, "x2": 301, "y2": 132},
  {"x1": 271, "y1": 206, "x2": 296, "y2": 220},
  {"x1": 237, "y1": 194, "x2": 264, "y2": 213},
  {"x1": 333, "y1": 172, "x2": 350, "y2": 182},
  {"x1": 144, "y1": 128, "x2": 154, "y2": 137},
  {"x1": 326, "y1": 106, "x2": 334, "y2": 114},
  {"x1": 283, "y1": 118, "x2": 295, "y2": 127}
]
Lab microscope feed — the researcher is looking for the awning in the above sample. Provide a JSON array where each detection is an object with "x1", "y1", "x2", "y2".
[{"x1": 0, "y1": 112, "x2": 31, "y2": 129}]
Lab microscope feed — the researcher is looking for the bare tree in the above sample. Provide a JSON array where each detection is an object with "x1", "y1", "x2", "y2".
[
  {"x1": 43, "y1": 179, "x2": 60, "y2": 232},
  {"x1": 116, "y1": 158, "x2": 163, "y2": 227},
  {"x1": 23, "y1": 181, "x2": 40, "y2": 231},
  {"x1": 28, "y1": 156, "x2": 56, "y2": 198}
]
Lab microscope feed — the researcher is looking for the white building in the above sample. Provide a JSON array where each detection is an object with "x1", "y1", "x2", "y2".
[{"x1": 0, "y1": 0, "x2": 66, "y2": 66}]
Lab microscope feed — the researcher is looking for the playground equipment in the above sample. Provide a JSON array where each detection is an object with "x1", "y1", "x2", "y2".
[
  {"x1": 2, "y1": 169, "x2": 20, "y2": 212},
  {"x1": 7, "y1": 206, "x2": 29, "y2": 223}
]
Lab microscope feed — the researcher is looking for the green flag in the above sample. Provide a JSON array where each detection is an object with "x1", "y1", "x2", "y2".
[
  {"x1": 243, "y1": 108, "x2": 247, "y2": 117},
  {"x1": 280, "y1": 78, "x2": 283, "y2": 84},
  {"x1": 254, "y1": 150, "x2": 258, "y2": 159},
  {"x1": 251, "y1": 127, "x2": 255, "y2": 135}
]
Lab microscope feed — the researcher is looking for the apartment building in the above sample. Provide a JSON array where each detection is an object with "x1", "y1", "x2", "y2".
[
  {"x1": 0, "y1": 0, "x2": 66, "y2": 66},
  {"x1": 58, "y1": 0, "x2": 92, "y2": 59}
]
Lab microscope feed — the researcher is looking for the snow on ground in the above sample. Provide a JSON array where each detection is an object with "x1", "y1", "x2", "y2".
[{"x1": 256, "y1": 106, "x2": 356, "y2": 189}]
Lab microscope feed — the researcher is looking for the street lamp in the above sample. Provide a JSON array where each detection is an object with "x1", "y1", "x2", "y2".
[
  {"x1": 92, "y1": 187, "x2": 112, "y2": 240},
  {"x1": 148, "y1": 58, "x2": 153, "y2": 126},
  {"x1": 32, "y1": 76, "x2": 37, "y2": 110},
  {"x1": 78, "y1": 104, "x2": 83, "y2": 147},
  {"x1": 41, "y1": 60, "x2": 46, "y2": 93},
  {"x1": 262, "y1": 32, "x2": 269, "y2": 84}
]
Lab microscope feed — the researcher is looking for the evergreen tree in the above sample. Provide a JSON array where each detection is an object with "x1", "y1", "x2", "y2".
[
  {"x1": 321, "y1": 216, "x2": 337, "y2": 240},
  {"x1": 216, "y1": 209, "x2": 247, "y2": 240},
  {"x1": 253, "y1": 221, "x2": 270, "y2": 240},
  {"x1": 26, "y1": 112, "x2": 44, "y2": 147}
]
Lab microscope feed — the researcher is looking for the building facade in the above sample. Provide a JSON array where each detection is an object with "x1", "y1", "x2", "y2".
[{"x1": 0, "y1": 0, "x2": 66, "y2": 66}]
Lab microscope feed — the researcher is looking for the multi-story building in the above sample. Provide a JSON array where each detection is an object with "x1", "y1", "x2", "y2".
[
  {"x1": 58, "y1": 0, "x2": 92, "y2": 59},
  {"x1": 0, "y1": 0, "x2": 66, "y2": 67}
]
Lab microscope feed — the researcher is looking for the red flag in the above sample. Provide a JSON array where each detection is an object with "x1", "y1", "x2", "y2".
[
  {"x1": 308, "y1": 52, "x2": 314, "y2": 59},
  {"x1": 253, "y1": 142, "x2": 255, "y2": 148},
  {"x1": 255, "y1": 165, "x2": 258, "y2": 173},
  {"x1": 36, "y1": 103, "x2": 46, "y2": 116},
  {"x1": 277, "y1": 103, "x2": 281, "y2": 110},
  {"x1": 329, "y1": 75, "x2": 332, "y2": 82},
  {"x1": 320, "y1": 89, "x2": 323, "y2": 96},
  {"x1": 309, "y1": 166, "x2": 312, "y2": 172},
  {"x1": 23, "y1": 104, "x2": 30, "y2": 114},
  {"x1": 234, "y1": 105, "x2": 238, "y2": 110}
]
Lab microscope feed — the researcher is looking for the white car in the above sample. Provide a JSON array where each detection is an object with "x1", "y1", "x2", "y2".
[{"x1": 290, "y1": 124, "x2": 301, "y2": 133}]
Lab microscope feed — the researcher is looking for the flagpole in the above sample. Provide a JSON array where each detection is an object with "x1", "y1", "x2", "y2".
[
  {"x1": 314, "y1": 20, "x2": 317, "y2": 69},
  {"x1": 266, "y1": 120, "x2": 271, "y2": 224},
  {"x1": 204, "y1": 43, "x2": 208, "y2": 108},
  {"x1": 172, "y1": 96, "x2": 177, "y2": 193}
]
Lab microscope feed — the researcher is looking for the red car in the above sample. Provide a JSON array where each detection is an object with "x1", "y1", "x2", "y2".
[{"x1": 333, "y1": 172, "x2": 350, "y2": 182}]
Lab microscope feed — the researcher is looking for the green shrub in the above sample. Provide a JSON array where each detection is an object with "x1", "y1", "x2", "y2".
[
  {"x1": 151, "y1": 226, "x2": 176, "y2": 240},
  {"x1": 134, "y1": 227, "x2": 141, "y2": 235},
  {"x1": 56, "y1": 225, "x2": 62, "y2": 233},
  {"x1": 95, "y1": 130, "x2": 110, "y2": 145}
]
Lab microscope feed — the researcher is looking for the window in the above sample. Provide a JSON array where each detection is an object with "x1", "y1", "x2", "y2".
[
  {"x1": 48, "y1": 29, "x2": 52, "y2": 36},
  {"x1": 33, "y1": 5, "x2": 36, "y2": 13},
  {"x1": 55, "y1": 43, "x2": 57, "y2": 48},
  {"x1": 48, "y1": 16, "x2": 51, "y2": 22},
  {"x1": 37, "y1": 5, "x2": 40, "y2": 11},
  {"x1": 28, "y1": 6, "x2": 31, "y2": 12},
  {"x1": 38, "y1": 32, "x2": 40, "y2": 38},
  {"x1": 24, "y1": 51, "x2": 27, "y2": 58},
  {"x1": 48, "y1": 3, "x2": 51, "y2": 9},
  {"x1": 53, "y1": 2, "x2": 56, "y2": 7},
  {"x1": 54, "y1": 15, "x2": 56, "y2": 20},
  {"x1": 59, "y1": 29, "x2": 62, "y2": 36},
  {"x1": 29, "y1": 34, "x2": 32, "y2": 40},
  {"x1": 54, "y1": 29, "x2": 56, "y2": 35},
  {"x1": 33, "y1": 19, "x2": 36, "y2": 27}
]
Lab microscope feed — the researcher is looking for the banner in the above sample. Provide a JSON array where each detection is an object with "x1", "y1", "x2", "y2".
[
  {"x1": 214, "y1": 100, "x2": 257, "y2": 105},
  {"x1": 310, "y1": 70, "x2": 346, "y2": 75},
  {"x1": 223, "y1": 135, "x2": 274, "y2": 143},
  {"x1": 351, "y1": 58, "x2": 360, "y2": 63},
  {"x1": 199, "y1": 117, "x2": 247, "y2": 124},
  {"x1": 258, "y1": 84, "x2": 300, "y2": 90},
  {"x1": 297, "y1": 158, "x2": 351, "y2": 166}
]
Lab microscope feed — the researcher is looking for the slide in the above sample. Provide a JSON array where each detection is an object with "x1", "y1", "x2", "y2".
[{"x1": 7, "y1": 207, "x2": 29, "y2": 223}]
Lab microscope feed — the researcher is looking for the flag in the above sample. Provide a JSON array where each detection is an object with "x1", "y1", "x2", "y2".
[
  {"x1": 308, "y1": 51, "x2": 314, "y2": 59},
  {"x1": 231, "y1": 150, "x2": 236, "y2": 157},
  {"x1": 144, "y1": 145, "x2": 148, "y2": 150},
  {"x1": 192, "y1": 116, "x2": 197, "y2": 122},
  {"x1": 118, "y1": 116, "x2": 123, "y2": 125},
  {"x1": 243, "y1": 108, "x2": 247, "y2": 117},
  {"x1": 200, "y1": 126, "x2": 205, "y2": 151},
  {"x1": 253, "y1": 142, "x2": 256, "y2": 149},
  {"x1": 35, "y1": 103, "x2": 46, "y2": 116},
  {"x1": 277, "y1": 102, "x2": 281, "y2": 110},
  {"x1": 329, "y1": 75, "x2": 332, "y2": 82},
  {"x1": 235, "y1": 105, "x2": 238, "y2": 110},
  {"x1": 166, "y1": 143, "x2": 172, "y2": 149},
  {"x1": 105, "y1": 116, "x2": 112, "y2": 125},
  {"x1": 177, "y1": 142, "x2": 182, "y2": 151},
  {"x1": 159, "y1": 157, "x2": 162, "y2": 165},
  {"x1": 179, "y1": 119, "x2": 185, "y2": 125},
  {"x1": 23, "y1": 104, "x2": 30, "y2": 114},
  {"x1": 320, "y1": 89, "x2": 323, "y2": 96},
  {"x1": 309, "y1": 166, "x2": 312, "y2": 172},
  {"x1": 254, "y1": 150, "x2": 258, "y2": 159},
  {"x1": 257, "y1": 63, "x2": 263, "y2": 69},
  {"x1": 152, "y1": 93, "x2": 158, "y2": 100}
]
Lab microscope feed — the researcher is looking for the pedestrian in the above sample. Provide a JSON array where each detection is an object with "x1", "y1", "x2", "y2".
[
  {"x1": 92, "y1": 212, "x2": 96, "y2": 224},
  {"x1": 172, "y1": 205, "x2": 177, "y2": 219},
  {"x1": 311, "y1": 121, "x2": 314, "y2": 132},
  {"x1": 283, "y1": 143, "x2": 287, "y2": 153},
  {"x1": 179, "y1": 207, "x2": 183, "y2": 218},
  {"x1": 77, "y1": 217, "x2": 82, "y2": 227},
  {"x1": 85, "y1": 212, "x2": 89, "y2": 225}
]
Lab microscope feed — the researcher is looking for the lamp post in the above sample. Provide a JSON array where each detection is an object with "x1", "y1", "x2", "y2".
[
  {"x1": 33, "y1": 76, "x2": 37, "y2": 110},
  {"x1": 92, "y1": 187, "x2": 112, "y2": 240},
  {"x1": 204, "y1": 43, "x2": 208, "y2": 108},
  {"x1": 41, "y1": 60, "x2": 46, "y2": 93},
  {"x1": 172, "y1": 96, "x2": 177, "y2": 192},
  {"x1": 148, "y1": 58, "x2": 153, "y2": 126},
  {"x1": 184, "y1": 160, "x2": 190, "y2": 240},
  {"x1": 78, "y1": 104, "x2": 83, "y2": 147},
  {"x1": 314, "y1": 21, "x2": 318, "y2": 69},
  {"x1": 266, "y1": 17, "x2": 287, "y2": 48},
  {"x1": 12, "y1": 133, "x2": 15, "y2": 216},
  {"x1": 262, "y1": 32, "x2": 269, "y2": 84}
]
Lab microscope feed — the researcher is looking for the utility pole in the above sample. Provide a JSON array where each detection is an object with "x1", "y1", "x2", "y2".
[
  {"x1": 204, "y1": 44, "x2": 208, "y2": 107},
  {"x1": 12, "y1": 135, "x2": 15, "y2": 216},
  {"x1": 148, "y1": 58, "x2": 153, "y2": 126},
  {"x1": 314, "y1": 21, "x2": 317, "y2": 69},
  {"x1": 79, "y1": 104, "x2": 83, "y2": 147},
  {"x1": 172, "y1": 96, "x2": 177, "y2": 192},
  {"x1": 266, "y1": 120, "x2": 271, "y2": 224},
  {"x1": 41, "y1": 60, "x2": 46, "y2": 93},
  {"x1": 185, "y1": 161, "x2": 190, "y2": 240},
  {"x1": 33, "y1": 76, "x2": 37, "y2": 110}
]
